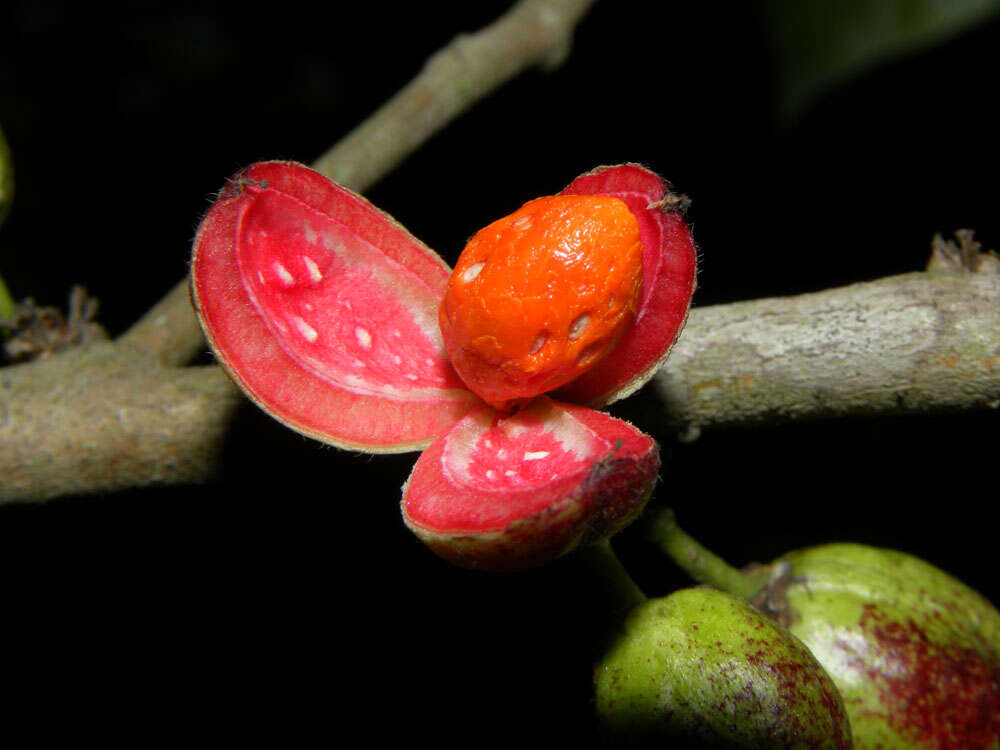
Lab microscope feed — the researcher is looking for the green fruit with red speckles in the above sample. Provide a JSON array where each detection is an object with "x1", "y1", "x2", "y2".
[
  {"x1": 754, "y1": 544, "x2": 1000, "y2": 748},
  {"x1": 595, "y1": 587, "x2": 852, "y2": 748}
]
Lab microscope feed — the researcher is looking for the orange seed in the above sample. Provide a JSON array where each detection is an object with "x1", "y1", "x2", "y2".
[{"x1": 439, "y1": 194, "x2": 643, "y2": 411}]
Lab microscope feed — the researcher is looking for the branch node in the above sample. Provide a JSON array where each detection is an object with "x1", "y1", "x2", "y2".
[
  {"x1": 927, "y1": 229, "x2": 1000, "y2": 275},
  {"x1": 1, "y1": 284, "x2": 106, "y2": 362}
]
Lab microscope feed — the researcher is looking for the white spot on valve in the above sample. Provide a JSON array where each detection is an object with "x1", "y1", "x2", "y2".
[
  {"x1": 274, "y1": 262, "x2": 295, "y2": 286},
  {"x1": 393, "y1": 355, "x2": 402, "y2": 365},
  {"x1": 303, "y1": 256, "x2": 323, "y2": 282},
  {"x1": 355, "y1": 327, "x2": 372, "y2": 350},
  {"x1": 257, "y1": 271, "x2": 266, "y2": 285},
  {"x1": 461, "y1": 261, "x2": 485, "y2": 283},
  {"x1": 485, "y1": 469, "x2": 497, "y2": 480},
  {"x1": 293, "y1": 316, "x2": 318, "y2": 342},
  {"x1": 513, "y1": 215, "x2": 533, "y2": 230},
  {"x1": 524, "y1": 450, "x2": 549, "y2": 461},
  {"x1": 505, "y1": 470, "x2": 517, "y2": 478},
  {"x1": 406, "y1": 373, "x2": 418, "y2": 381}
]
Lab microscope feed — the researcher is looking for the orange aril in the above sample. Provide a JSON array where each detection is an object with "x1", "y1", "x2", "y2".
[{"x1": 439, "y1": 194, "x2": 643, "y2": 411}]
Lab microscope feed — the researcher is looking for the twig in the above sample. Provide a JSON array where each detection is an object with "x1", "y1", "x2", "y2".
[
  {"x1": 2, "y1": 0, "x2": 999, "y2": 503},
  {"x1": 119, "y1": 0, "x2": 598, "y2": 366},
  {"x1": 0, "y1": 342, "x2": 240, "y2": 500},
  {"x1": 652, "y1": 266, "x2": 1000, "y2": 439},
  {"x1": 3, "y1": 266, "x2": 997, "y2": 502},
  {"x1": 1, "y1": 0, "x2": 601, "y2": 500}
]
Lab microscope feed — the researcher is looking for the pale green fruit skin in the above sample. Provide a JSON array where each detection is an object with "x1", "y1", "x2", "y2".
[
  {"x1": 595, "y1": 587, "x2": 852, "y2": 748},
  {"x1": 778, "y1": 544, "x2": 1000, "y2": 749}
]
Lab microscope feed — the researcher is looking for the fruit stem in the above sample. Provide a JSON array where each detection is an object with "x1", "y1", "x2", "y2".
[
  {"x1": 578, "y1": 539, "x2": 647, "y2": 613},
  {"x1": 644, "y1": 506, "x2": 769, "y2": 601}
]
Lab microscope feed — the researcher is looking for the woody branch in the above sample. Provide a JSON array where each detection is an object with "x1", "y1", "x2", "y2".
[{"x1": 0, "y1": 0, "x2": 997, "y2": 503}]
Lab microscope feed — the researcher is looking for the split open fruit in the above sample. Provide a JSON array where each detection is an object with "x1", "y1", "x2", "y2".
[{"x1": 191, "y1": 161, "x2": 696, "y2": 570}]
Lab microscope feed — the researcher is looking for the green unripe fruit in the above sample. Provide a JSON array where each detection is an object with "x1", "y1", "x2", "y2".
[
  {"x1": 648, "y1": 508, "x2": 1000, "y2": 749},
  {"x1": 758, "y1": 544, "x2": 1000, "y2": 749},
  {"x1": 595, "y1": 587, "x2": 852, "y2": 748}
]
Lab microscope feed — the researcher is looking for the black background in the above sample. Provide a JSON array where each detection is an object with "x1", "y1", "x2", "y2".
[{"x1": 1, "y1": 1, "x2": 997, "y2": 745}]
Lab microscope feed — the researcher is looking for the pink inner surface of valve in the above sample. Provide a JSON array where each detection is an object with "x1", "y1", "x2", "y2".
[
  {"x1": 236, "y1": 189, "x2": 464, "y2": 399},
  {"x1": 406, "y1": 399, "x2": 626, "y2": 532},
  {"x1": 555, "y1": 165, "x2": 696, "y2": 406},
  {"x1": 443, "y1": 401, "x2": 605, "y2": 493}
]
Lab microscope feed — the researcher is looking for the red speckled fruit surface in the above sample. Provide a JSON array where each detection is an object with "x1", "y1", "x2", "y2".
[{"x1": 775, "y1": 543, "x2": 1000, "y2": 749}]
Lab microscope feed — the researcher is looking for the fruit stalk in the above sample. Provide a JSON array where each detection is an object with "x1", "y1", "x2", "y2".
[
  {"x1": 644, "y1": 506, "x2": 768, "y2": 599},
  {"x1": 577, "y1": 539, "x2": 647, "y2": 613}
]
